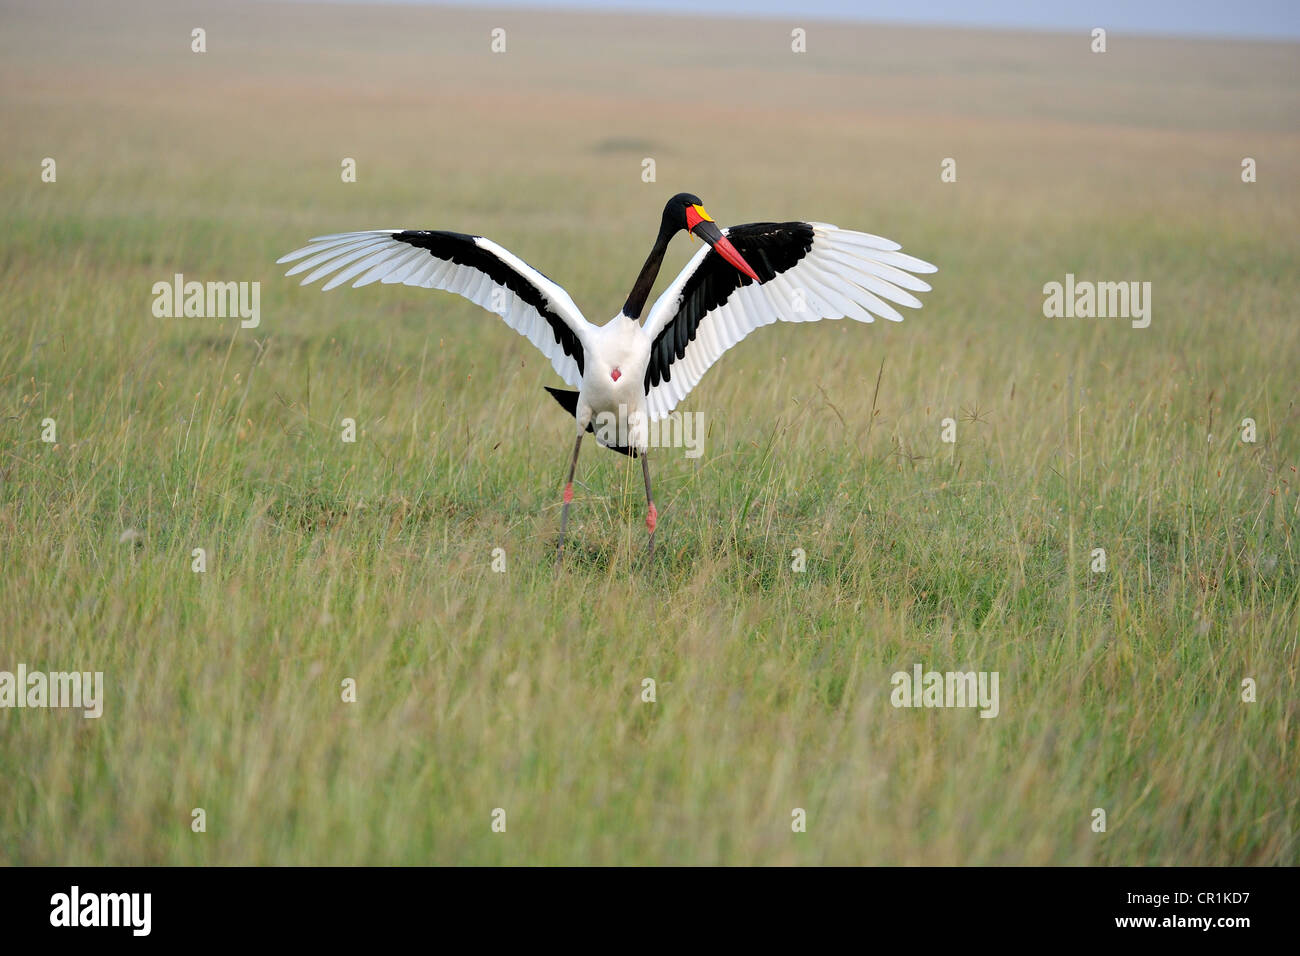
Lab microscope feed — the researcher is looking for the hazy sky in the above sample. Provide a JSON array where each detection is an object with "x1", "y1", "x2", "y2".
[{"x1": 312, "y1": 0, "x2": 1300, "y2": 39}]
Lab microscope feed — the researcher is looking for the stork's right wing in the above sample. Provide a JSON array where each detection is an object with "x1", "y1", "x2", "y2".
[
  {"x1": 640, "y1": 222, "x2": 936, "y2": 421},
  {"x1": 278, "y1": 230, "x2": 592, "y2": 387}
]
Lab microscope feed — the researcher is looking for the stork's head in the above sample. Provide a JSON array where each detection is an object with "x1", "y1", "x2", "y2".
[{"x1": 662, "y1": 193, "x2": 761, "y2": 282}]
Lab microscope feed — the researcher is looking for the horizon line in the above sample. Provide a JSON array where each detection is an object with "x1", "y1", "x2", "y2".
[{"x1": 270, "y1": 0, "x2": 1300, "y2": 43}]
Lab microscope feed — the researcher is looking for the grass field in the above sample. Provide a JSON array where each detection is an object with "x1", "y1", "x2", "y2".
[{"x1": 1, "y1": 0, "x2": 1298, "y2": 864}]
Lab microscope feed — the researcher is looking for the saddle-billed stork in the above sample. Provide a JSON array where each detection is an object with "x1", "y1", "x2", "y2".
[{"x1": 277, "y1": 193, "x2": 937, "y2": 563}]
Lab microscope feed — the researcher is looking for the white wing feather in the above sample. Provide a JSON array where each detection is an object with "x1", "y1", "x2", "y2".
[
  {"x1": 641, "y1": 223, "x2": 936, "y2": 421},
  {"x1": 278, "y1": 230, "x2": 592, "y2": 388}
]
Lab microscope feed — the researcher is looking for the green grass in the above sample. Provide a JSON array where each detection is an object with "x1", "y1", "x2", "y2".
[{"x1": 0, "y1": 0, "x2": 1297, "y2": 864}]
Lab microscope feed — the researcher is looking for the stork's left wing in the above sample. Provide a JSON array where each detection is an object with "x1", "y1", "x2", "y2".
[
  {"x1": 640, "y1": 222, "x2": 936, "y2": 421},
  {"x1": 277, "y1": 230, "x2": 591, "y2": 387}
]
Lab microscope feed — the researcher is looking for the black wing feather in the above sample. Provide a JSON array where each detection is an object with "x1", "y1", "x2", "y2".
[
  {"x1": 644, "y1": 222, "x2": 814, "y2": 391},
  {"x1": 394, "y1": 230, "x2": 584, "y2": 376}
]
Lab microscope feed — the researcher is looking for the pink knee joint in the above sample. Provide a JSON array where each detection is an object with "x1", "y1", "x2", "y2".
[
  {"x1": 646, "y1": 503, "x2": 658, "y2": 533},
  {"x1": 563, "y1": 483, "x2": 573, "y2": 504}
]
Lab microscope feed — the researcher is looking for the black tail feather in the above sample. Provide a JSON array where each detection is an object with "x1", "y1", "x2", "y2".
[
  {"x1": 543, "y1": 387, "x2": 638, "y2": 458},
  {"x1": 543, "y1": 386, "x2": 579, "y2": 417}
]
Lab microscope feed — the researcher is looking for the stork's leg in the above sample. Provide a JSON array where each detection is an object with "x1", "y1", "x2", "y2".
[
  {"x1": 556, "y1": 432, "x2": 584, "y2": 564},
  {"x1": 641, "y1": 449, "x2": 657, "y2": 561}
]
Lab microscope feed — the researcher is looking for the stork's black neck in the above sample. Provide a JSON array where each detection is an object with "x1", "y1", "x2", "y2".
[{"x1": 621, "y1": 220, "x2": 675, "y2": 320}]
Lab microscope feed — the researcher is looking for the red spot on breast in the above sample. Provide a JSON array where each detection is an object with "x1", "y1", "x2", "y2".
[{"x1": 610, "y1": 367, "x2": 622, "y2": 382}]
